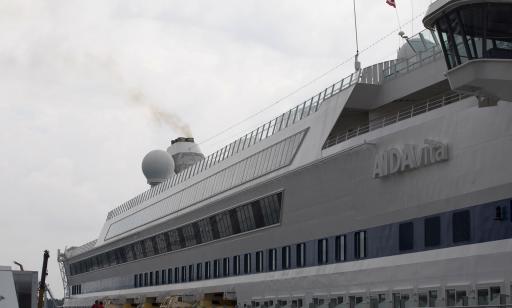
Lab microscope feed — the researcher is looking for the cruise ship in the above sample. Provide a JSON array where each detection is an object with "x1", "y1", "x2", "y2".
[{"x1": 59, "y1": 0, "x2": 512, "y2": 307}]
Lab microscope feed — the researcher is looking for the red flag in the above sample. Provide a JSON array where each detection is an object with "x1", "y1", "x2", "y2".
[{"x1": 386, "y1": 0, "x2": 396, "y2": 7}]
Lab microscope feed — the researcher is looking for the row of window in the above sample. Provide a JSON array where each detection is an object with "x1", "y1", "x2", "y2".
[
  {"x1": 132, "y1": 203, "x2": 511, "y2": 288},
  {"x1": 244, "y1": 285, "x2": 506, "y2": 308},
  {"x1": 398, "y1": 209, "x2": 471, "y2": 252},
  {"x1": 70, "y1": 192, "x2": 283, "y2": 276},
  {"x1": 71, "y1": 284, "x2": 81, "y2": 295},
  {"x1": 133, "y1": 231, "x2": 366, "y2": 288}
]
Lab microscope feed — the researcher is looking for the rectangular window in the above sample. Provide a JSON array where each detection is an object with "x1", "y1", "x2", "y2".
[
  {"x1": 196, "y1": 263, "x2": 202, "y2": 281},
  {"x1": 213, "y1": 259, "x2": 220, "y2": 278},
  {"x1": 453, "y1": 210, "x2": 471, "y2": 243},
  {"x1": 144, "y1": 272, "x2": 148, "y2": 286},
  {"x1": 182, "y1": 224, "x2": 197, "y2": 247},
  {"x1": 446, "y1": 289, "x2": 468, "y2": 307},
  {"x1": 174, "y1": 267, "x2": 179, "y2": 283},
  {"x1": 236, "y1": 204, "x2": 256, "y2": 232},
  {"x1": 223, "y1": 257, "x2": 230, "y2": 276},
  {"x1": 205, "y1": 261, "x2": 211, "y2": 280},
  {"x1": 354, "y1": 231, "x2": 367, "y2": 259},
  {"x1": 188, "y1": 265, "x2": 194, "y2": 282},
  {"x1": 168, "y1": 230, "x2": 182, "y2": 250},
  {"x1": 144, "y1": 238, "x2": 155, "y2": 257},
  {"x1": 197, "y1": 218, "x2": 214, "y2": 243},
  {"x1": 244, "y1": 253, "x2": 251, "y2": 274},
  {"x1": 125, "y1": 246, "x2": 135, "y2": 262},
  {"x1": 216, "y1": 212, "x2": 234, "y2": 238},
  {"x1": 268, "y1": 248, "x2": 277, "y2": 271},
  {"x1": 419, "y1": 290, "x2": 438, "y2": 307},
  {"x1": 399, "y1": 222, "x2": 414, "y2": 251},
  {"x1": 134, "y1": 274, "x2": 138, "y2": 288},
  {"x1": 181, "y1": 266, "x2": 187, "y2": 282},
  {"x1": 478, "y1": 289, "x2": 489, "y2": 305},
  {"x1": 335, "y1": 235, "x2": 346, "y2": 262},
  {"x1": 282, "y1": 246, "x2": 291, "y2": 269},
  {"x1": 133, "y1": 242, "x2": 144, "y2": 259},
  {"x1": 425, "y1": 216, "x2": 441, "y2": 247},
  {"x1": 138, "y1": 273, "x2": 143, "y2": 287},
  {"x1": 296, "y1": 243, "x2": 306, "y2": 267},
  {"x1": 256, "y1": 251, "x2": 264, "y2": 273},
  {"x1": 318, "y1": 238, "x2": 328, "y2": 264},
  {"x1": 155, "y1": 270, "x2": 159, "y2": 286},
  {"x1": 233, "y1": 255, "x2": 240, "y2": 275},
  {"x1": 167, "y1": 268, "x2": 172, "y2": 284},
  {"x1": 155, "y1": 233, "x2": 168, "y2": 254},
  {"x1": 259, "y1": 194, "x2": 282, "y2": 226},
  {"x1": 161, "y1": 269, "x2": 166, "y2": 285},
  {"x1": 149, "y1": 271, "x2": 153, "y2": 286}
]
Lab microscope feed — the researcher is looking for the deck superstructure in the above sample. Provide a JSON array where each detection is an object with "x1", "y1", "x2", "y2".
[{"x1": 60, "y1": 1, "x2": 512, "y2": 307}]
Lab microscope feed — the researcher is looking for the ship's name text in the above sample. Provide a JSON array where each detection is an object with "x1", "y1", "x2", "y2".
[{"x1": 373, "y1": 140, "x2": 449, "y2": 178}]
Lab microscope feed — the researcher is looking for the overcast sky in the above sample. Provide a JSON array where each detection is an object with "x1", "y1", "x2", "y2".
[{"x1": 0, "y1": 0, "x2": 434, "y2": 298}]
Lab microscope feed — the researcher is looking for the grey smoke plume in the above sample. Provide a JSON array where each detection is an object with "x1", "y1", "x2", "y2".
[{"x1": 128, "y1": 89, "x2": 193, "y2": 137}]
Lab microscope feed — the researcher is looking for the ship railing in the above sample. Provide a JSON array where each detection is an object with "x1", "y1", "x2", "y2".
[
  {"x1": 385, "y1": 45, "x2": 443, "y2": 80},
  {"x1": 105, "y1": 31, "x2": 448, "y2": 221},
  {"x1": 105, "y1": 70, "x2": 362, "y2": 221},
  {"x1": 64, "y1": 239, "x2": 97, "y2": 258},
  {"x1": 358, "y1": 29, "x2": 444, "y2": 85},
  {"x1": 323, "y1": 92, "x2": 469, "y2": 149}
]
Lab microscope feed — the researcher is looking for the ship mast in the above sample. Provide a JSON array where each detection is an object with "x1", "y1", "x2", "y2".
[{"x1": 352, "y1": 0, "x2": 361, "y2": 71}]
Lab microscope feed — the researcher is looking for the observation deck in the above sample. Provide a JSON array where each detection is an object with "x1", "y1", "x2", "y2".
[{"x1": 423, "y1": 0, "x2": 512, "y2": 104}]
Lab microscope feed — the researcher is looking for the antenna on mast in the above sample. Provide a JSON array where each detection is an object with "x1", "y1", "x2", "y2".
[{"x1": 352, "y1": 0, "x2": 361, "y2": 71}]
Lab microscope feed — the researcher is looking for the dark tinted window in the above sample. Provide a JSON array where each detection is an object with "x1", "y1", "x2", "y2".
[
  {"x1": 282, "y1": 246, "x2": 291, "y2": 269},
  {"x1": 354, "y1": 231, "x2": 367, "y2": 259},
  {"x1": 223, "y1": 257, "x2": 230, "y2": 276},
  {"x1": 233, "y1": 255, "x2": 240, "y2": 275},
  {"x1": 174, "y1": 267, "x2": 179, "y2": 283},
  {"x1": 296, "y1": 243, "x2": 306, "y2": 267},
  {"x1": 244, "y1": 253, "x2": 251, "y2": 274},
  {"x1": 204, "y1": 261, "x2": 211, "y2": 280},
  {"x1": 196, "y1": 263, "x2": 202, "y2": 280},
  {"x1": 335, "y1": 235, "x2": 346, "y2": 262},
  {"x1": 268, "y1": 248, "x2": 277, "y2": 271},
  {"x1": 256, "y1": 251, "x2": 264, "y2": 273},
  {"x1": 453, "y1": 210, "x2": 471, "y2": 243},
  {"x1": 70, "y1": 192, "x2": 283, "y2": 276},
  {"x1": 425, "y1": 216, "x2": 441, "y2": 247},
  {"x1": 317, "y1": 239, "x2": 328, "y2": 264},
  {"x1": 213, "y1": 259, "x2": 220, "y2": 278},
  {"x1": 188, "y1": 265, "x2": 194, "y2": 281},
  {"x1": 399, "y1": 222, "x2": 414, "y2": 251}
]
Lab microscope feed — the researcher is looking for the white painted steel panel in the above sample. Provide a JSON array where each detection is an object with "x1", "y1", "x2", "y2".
[{"x1": 104, "y1": 130, "x2": 306, "y2": 240}]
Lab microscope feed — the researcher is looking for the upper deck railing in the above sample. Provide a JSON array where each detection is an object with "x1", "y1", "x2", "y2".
[
  {"x1": 64, "y1": 240, "x2": 97, "y2": 258},
  {"x1": 323, "y1": 92, "x2": 469, "y2": 149},
  {"x1": 105, "y1": 29, "x2": 445, "y2": 222},
  {"x1": 106, "y1": 70, "x2": 362, "y2": 221}
]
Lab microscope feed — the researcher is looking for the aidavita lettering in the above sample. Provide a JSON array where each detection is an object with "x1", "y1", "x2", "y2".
[{"x1": 373, "y1": 140, "x2": 448, "y2": 178}]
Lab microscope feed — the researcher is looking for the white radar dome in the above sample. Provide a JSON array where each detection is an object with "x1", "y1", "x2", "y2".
[
  {"x1": 397, "y1": 37, "x2": 436, "y2": 61},
  {"x1": 141, "y1": 149, "x2": 175, "y2": 187}
]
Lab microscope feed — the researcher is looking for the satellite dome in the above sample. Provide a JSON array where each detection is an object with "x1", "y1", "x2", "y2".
[
  {"x1": 397, "y1": 37, "x2": 436, "y2": 61},
  {"x1": 141, "y1": 150, "x2": 174, "y2": 186}
]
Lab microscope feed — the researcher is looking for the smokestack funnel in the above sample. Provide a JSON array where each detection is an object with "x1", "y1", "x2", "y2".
[{"x1": 167, "y1": 137, "x2": 205, "y2": 173}]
